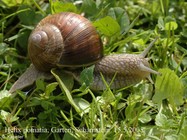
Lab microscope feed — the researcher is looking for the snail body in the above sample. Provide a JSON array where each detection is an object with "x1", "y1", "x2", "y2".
[
  {"x1": 74, "y1": 46, "x2": 159, "y2": 90},
  {"x1": 9, "y1": 12, "x2": 160, "y2": 93},
  {"x1": 92, "y1": 54, "x2": 152, "y2": 90}
]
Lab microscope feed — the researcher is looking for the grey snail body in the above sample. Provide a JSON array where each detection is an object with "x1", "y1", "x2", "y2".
[
  {"x1": 91, "y1": 54, "x2": 155, "y2": 90},
  {"x1": 9, "y1": 12, "x2": 160, "y2": 93}
]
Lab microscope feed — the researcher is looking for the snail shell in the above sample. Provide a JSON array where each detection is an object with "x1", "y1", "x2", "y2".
[{"x1": 28, "y1": 12, "x2": 103, "y2": 71}]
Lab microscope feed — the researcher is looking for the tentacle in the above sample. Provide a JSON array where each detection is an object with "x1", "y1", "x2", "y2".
[
  {"x1": 139, "y1": 36, "x2": 159, "y2": 58},
  {"x1": 139, "y1": 62, "x2": 161, "y2": 75},
  {"x1": 146, "y1": 75, "x2": 154, "y2": 84}
]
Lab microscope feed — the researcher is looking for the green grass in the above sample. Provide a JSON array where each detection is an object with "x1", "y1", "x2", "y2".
[{"x1": 0, "y1": 0, "x2": 187, "y2": 139}]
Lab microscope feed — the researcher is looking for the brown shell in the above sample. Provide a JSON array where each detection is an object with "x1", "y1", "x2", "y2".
[{"x1": 28, "y1": 12, "x2": 103, "y2": 71}]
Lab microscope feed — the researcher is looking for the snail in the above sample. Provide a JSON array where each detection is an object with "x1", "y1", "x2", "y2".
[{"x1": 9, "y1": 12, "x2": 160, "y2": 93}]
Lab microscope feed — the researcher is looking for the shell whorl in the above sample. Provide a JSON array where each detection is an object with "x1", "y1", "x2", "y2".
[{"x1": 28, "y1": 24, "x2": 63, "y2": 71}]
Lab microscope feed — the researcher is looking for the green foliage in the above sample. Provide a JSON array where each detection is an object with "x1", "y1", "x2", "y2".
[
  {"x1": 153, "y1": 68, "x2": 184, "y2": 109},
  {"x1": 80, "y1": 65, "x2": 95, "y2": 87},
  {"x1": 51, "y1": 2, "x2": 78, "y2": 14},
  {"x1": 1, "y1": 0, "x2": 187, "y2": 140},
  {"x1": 94, "y1": 16, "x2": 121, "y2": 37}
]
